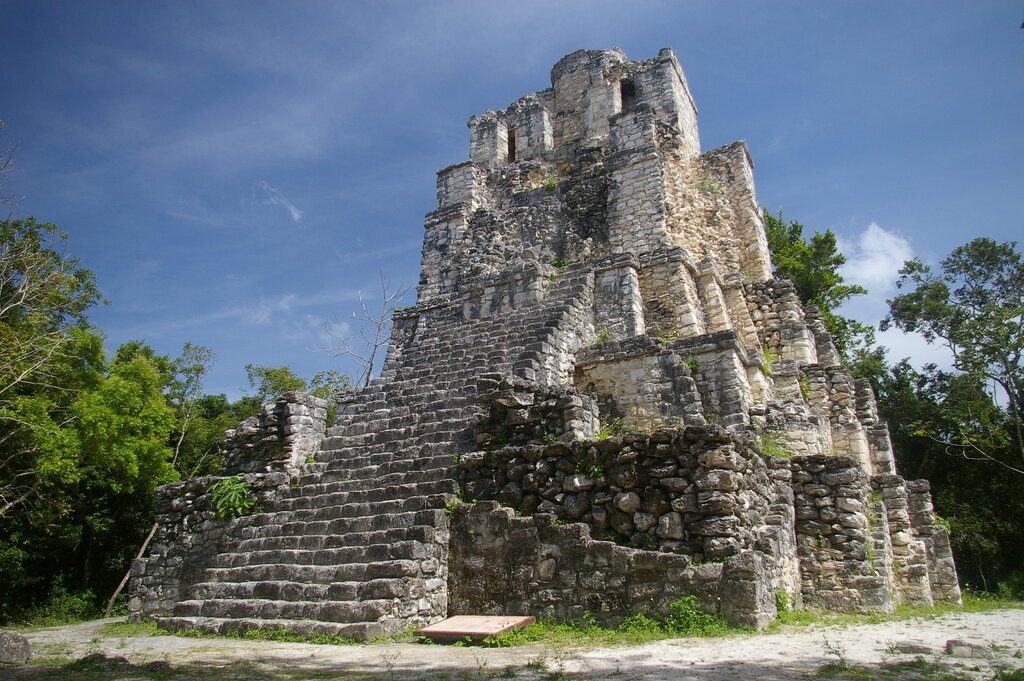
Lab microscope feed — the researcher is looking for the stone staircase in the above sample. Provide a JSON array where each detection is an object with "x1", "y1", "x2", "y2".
[
  {"x1": 155, "y1": 379, "x2": 463, "y2": 639},
  {"x1": 142, "y1": 267, "x2": 610, "y2": 637}
]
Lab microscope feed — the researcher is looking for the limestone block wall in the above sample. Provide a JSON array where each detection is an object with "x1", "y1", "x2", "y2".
[
  {"x1": 906, "y1": 480, "x2": 963, "y2": 604},
  {"x1": 873, "y1": 473, "x2": 934, "y2": 606},
  {"x1": 636, "y1": 248, "x2": 706, "y2": 339},
  {"x1": 574, "y1": 336, "x2": 705, "y2": 433},
  {"x1": 222, "y1": 392, "x2": 328, "y2": 476},
  {"x1": 448, "y1": 501, "x2": 776, "y2": 629},
  {"x1": 436, "y1": 161, "x2": 486, "y2": 210},
  {"x1": 671, "y1": 331, "x2": 758, "y2": 429},
  {"x1": 460, "y1": 425, "x2": 784, "y2": 562},
  {"x1": 791, "y1": 455, "x2": 893, "y2": 612},
  {"x1": 606, "y1": 107, "x2": 670, "y2": 255},
  {"x1": 128, "y1": 472, "x2": 290, "y2": 619},
  {"x1": 592, "y1": 257, "x2": 645, "y2": 341},
  {"x1": 470, "y1": 374, "x2": 599, "y2": 451}
]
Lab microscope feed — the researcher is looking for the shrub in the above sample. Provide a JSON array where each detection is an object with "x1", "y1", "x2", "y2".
[
  {"x1": 208, "y1": 476, "x2": 257, "y2": 519},
  {"x1": 25, "y1": 584, "x2": 98, "y2": 626}
]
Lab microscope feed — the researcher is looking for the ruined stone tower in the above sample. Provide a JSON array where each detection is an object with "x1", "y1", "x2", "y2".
[{"x1": 129, "y1": 48, "x2": 960, "y2": 637}]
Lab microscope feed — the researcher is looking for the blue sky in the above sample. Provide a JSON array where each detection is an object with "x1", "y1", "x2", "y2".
[{"x1": 2, "y1": 1, "x2": 1022, "y2": 398}]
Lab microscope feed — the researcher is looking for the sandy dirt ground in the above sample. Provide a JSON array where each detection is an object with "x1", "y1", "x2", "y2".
[{"x1": 9, "y1": 609, "x2": 1024, "y2": 680}]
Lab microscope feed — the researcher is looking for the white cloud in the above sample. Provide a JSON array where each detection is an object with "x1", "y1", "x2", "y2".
[
  {"x1": 253, "y1": 181, "x2": 303, "y2": 223},
  {"x1": 833, "y1": 222, "x2": 955, "y2": 370},
  {"x1": 838, "y1": 222, "x2": 914, "y2": 294}
]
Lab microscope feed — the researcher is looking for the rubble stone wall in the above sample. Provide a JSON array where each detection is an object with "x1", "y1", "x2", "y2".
[{"x1": 448, "y1": 501, "x2": 775, "y2": 629}]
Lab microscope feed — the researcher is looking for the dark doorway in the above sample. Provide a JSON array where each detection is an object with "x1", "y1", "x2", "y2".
[
  {"x1": 620, "y1": 79, "x2": 637, "y2": 113},
  {"x1": 507, "y1": 127, "x2": 517, "y2": 163}
]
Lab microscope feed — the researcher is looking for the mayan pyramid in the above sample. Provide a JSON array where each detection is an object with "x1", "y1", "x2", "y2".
[{"x1": 129, "y1": 48, "x2": 960, "y2": 638}]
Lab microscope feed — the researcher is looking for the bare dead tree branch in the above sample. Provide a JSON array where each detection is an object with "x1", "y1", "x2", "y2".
[{"x1": 313, "y1": 271, "x2": 408, "y2": 387}]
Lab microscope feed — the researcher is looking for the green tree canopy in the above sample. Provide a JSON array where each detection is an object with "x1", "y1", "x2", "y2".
[
  {"x1": 243, "y1": 364, "x2": 308, "y2": 404},
  {"x1": 883, "y1": 237, "x2": 1024, "y2": 472},
  {"x1": 763, "y1": 209, "x2": 873, "y2": 360}
]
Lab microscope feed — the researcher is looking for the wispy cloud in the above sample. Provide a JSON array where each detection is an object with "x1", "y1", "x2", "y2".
[
  {"x1": 253, "y1": 181, "x2": 303, "y2": 223},
  {"x1": 838, "y1": 222, "x2": 913, "y2": 294}
]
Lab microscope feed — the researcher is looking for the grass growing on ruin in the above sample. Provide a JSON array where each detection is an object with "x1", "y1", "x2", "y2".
[
  {"x1": 156, "y1": 625, "x2": 364, "y2": 646},
  {"x1": 769, "y1": 591, "x2": 1024, "y2": 632},
  {"x1": 481, "y1": 596, "x2": 733, "y2": 647}
]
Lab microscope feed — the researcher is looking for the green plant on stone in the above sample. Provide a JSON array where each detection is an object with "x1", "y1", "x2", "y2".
[
  {"x1": 757, "y1": 433, "x2": 792, "y2": 458},
  {"x1": 550, "y1": 257, "x2": 568, "y2": 269},
  {"x1": 799, "y1": 375, "x2": 812, "y2": 400},
  {"x1": 544, "y1": 176, "x2": 559, "y2": 193},
  {"x1": 760, "y1": 348, "x2": 778, "y2": 375},
  {"x1": 697, "y1": 178, "x2": 721, "y2": 194},
  {"x1": 595, "y1": 328, "x2": 613, "y2": 345},
  {"x1": 683, "y1": 355, "x2": 700, "y2": 373},
  {"x1": 658, "y1": 330, "x2": 679, "y2": 344},
  {"x1": 208, "y1": 476, "x2": 258, "y2": 520},
  {"x1": 445, "y1": 494, "x2": 464, "y2": 516},
  {"x1": 596, "y1": 417, "x2": 622, "y2": 440},
  {"x1": 775, "y1": 588, "x2": 791, "y2": 615}
]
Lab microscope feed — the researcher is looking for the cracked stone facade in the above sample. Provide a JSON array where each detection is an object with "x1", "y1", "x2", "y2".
[{"x1": 129, "y1": 48, "x2": 960, "y2": 639}]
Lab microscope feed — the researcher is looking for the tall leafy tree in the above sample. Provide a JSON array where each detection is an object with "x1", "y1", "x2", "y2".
[
  {"x1": 883, "y1": 238, "x2": 1024, "y2": 472},
  {"x1": 874, "y1": 359, "x2": 1024, "y2": 593},
  {"x1": 168, "y1": 342, "x2": 214, "y2": 466},
  {"x1": 244, "y1": 363, "x2": 307, "y2": 404},
  {"x1": 0, "y1": 217, "x2": 102, "y2": 517},
  {"x1": 763, "y1": 210, "x2": 874, "y2": 360}
]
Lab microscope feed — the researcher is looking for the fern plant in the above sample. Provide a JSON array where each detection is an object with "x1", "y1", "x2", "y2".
[{"x1": 208, "y1": 476, "x2": 257, "y2": 519}]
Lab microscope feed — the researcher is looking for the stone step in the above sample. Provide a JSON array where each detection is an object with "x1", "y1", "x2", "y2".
[
  {"x1": 239, "y1": 493, "x2": 450, "y2": 526},
  {"x1": 317, "y1": 448, "x2": 454, "y2": 471},
  {"x1": 285, "y1": 468, "x2": 453, "y2": 499},
  {"x1": 156, "y1": 615, "x2": 389, "y2": 641},
  {"x1": 210, "y1": 539, "x2": 436, "y2": 569},
  {"x1": 317, "y1": 458, "x2": 453, "y2": 484},
  {"x1": 185, "y1": 579, "x2": 362, "y2": 602},
  {"x1": 230, "y1": 525, "x2": 439, "y2": 554},
  {"x1": 173, "y1": 597, "x2": 398, "y2": 623},
  {"x1": 232, "y1": 508, "x2": 447, "y2": 541},
  {"x1": 201, "y1": 559, "x2": 423, "y2": 585},
  {"x1": 270, "y1": 479, "x2": 457, "y2": 511}
]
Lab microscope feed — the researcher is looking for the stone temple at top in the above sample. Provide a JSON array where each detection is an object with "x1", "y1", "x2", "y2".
[{"x1": 129, "y1": 48, "x2": 961, "y2": 637}]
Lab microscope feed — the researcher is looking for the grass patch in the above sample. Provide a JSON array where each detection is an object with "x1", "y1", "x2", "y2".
[
  {"x1": 815, "y1": 656, "x2": 972, "y2": 680},
  {"x1": 770, "y1": 591, "x2": 1024, "y2": 632},
  {"x1": 97, "y1": 619, "x2": 159, "y2": 637},
  {"x1": 482, "y1": 596, "x2": 734, "y2": 647},
  {"x1": 159, "y1": 625, "x2": 363, "y2": 646},
  {"x1": 757, "y1": 432, "x2": 792, "y2": 458}
]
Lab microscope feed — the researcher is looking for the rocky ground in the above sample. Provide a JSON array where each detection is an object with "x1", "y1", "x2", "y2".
[{"x1": 6, "y1": 609, "x2": 1024, "y2": 680}]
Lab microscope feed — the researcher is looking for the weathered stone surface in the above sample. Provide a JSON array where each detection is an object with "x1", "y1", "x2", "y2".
[
  {"x1": 0, "y1": 630, "x2": 29, "y2": 666},
  {"x1": 130, "y1": 46, "x2": 958, "y2": 639}
]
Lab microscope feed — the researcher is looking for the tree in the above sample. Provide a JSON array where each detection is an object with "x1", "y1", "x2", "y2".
[
  {"x1": 763, "y1": 209, "x2": 874, "y2": 360},
  {"x1": 318, "y1": 271, "x2": 408, "y2": 387},
  {"x1": 883, "y1": 238, "x2": 1024, "y2": 472},
  {"x1": 244, "y1": 364, "x2": 307, "y2": 404},
  {"x1": 0, "y1": 218, "x2": 102, "y2": 517},
  {"x1": 0, "y1": 120, "x2": 15, "y2": 205},
  {"x1": 168, "y1": 343, "x2": 214, "y2": 466},
  {"x1": 874, "y1": 359, "x2": 1024, "y2": 592}
]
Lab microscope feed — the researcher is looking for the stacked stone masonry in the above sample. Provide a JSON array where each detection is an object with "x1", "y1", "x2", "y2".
[{"x1": 129, "y1": 48, "x2": 960, "y2": 638}]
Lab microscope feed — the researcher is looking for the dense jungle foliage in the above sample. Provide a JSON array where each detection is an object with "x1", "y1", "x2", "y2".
[{"x1": 0, "y1": 218, "x2": 348, "y2": 623}]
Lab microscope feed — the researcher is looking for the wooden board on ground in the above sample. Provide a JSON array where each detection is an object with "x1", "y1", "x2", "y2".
[{"x1": 415, "y1": 615, "x2": 536, "y2": 642}]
